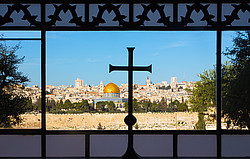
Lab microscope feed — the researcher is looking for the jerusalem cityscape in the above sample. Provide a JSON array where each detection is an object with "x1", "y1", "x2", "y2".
[
  {"x1": 1, "y1": 31, "x2": 248, "y2": 131},
  {"x1": 12, "y1": 77, "x2": 219, "y2": 130}
]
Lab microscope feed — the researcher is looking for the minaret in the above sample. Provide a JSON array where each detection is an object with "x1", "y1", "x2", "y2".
[
  {"x1": 99, "y1": 80, "x2": 104, "y2": 95},
  {"x1": 146, "y1": 76, "x2": 150, "y2": 86}
]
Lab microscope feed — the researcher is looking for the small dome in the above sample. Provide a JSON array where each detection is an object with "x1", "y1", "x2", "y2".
[{"x1": 103, "y1": 82, "x2": 120, "y2": 94}]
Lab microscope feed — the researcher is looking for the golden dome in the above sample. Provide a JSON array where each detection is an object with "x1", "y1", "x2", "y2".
[{"x1": 103, "y1": 82, "x2": 120, "y2": 94}]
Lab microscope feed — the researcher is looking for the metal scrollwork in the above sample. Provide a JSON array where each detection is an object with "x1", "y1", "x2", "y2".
[
  {"x1": 91, "y1": 3, "x2": 128, "y2": 27},
  {"x1": 135, "y1": 3, "x2": 171, "y2": 26},
  {"x1": 0, "y1": 1, "x2": 249, "y2": 30},
  {"x1": 47, "y1": 3, "x2": 85, "y2": 27},
  {"x1": 0, "y1": 3, "x2": 40, "y2": 26},
  {"x1": 222, "y1": 3, "x2": 250, "y2": 26},
  {"x1": 179, "y1": 3, "x2": 217, "y2": 27},
  {"x1": 47, "y1": 3, "x2": 129, "y2": 27}
]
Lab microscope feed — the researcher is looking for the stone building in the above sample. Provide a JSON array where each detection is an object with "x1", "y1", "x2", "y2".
[{"x1": 94, "y1": 82, "x2": 128, "y2": 111}]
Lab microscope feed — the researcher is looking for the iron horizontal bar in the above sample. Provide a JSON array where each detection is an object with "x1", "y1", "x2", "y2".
[
  {"x1": 221, "y1": 130, "x2": 250, "y2": 134},
  {"x1": 110, "y1": 66, "x2": 129, "y2": 71},
  {"x1": 46, "y1": 130, "x2": 250, "y2": 135},
  {"x1": 0, "y1": 38, "x2": 41, "y2": 40},
  {"x1": 46, "y1": 130, "x2": 129, "y2": 134},
  {"x1": 221, "y1": 27, "x2": 250, "y2": 31},
  {"x1": 0, "y1": 27, "x2": 42, "y2": 31},
  {"x1": 42, "y1": 27, "x2": 221, "y2": 31},
  {"x1": 134, "y1": 130, "x2": 250, "y2": 135},
  {"x1": 0, "y1": 129, "x2": 42, "y2": 135},
  {"x1": 134, "y1": 65, "x2": 152, "y2": 72},
  {"x1": 110, "y1": 66, "x2": 151, "y2": 72},
  {"x1": 134, "y1": 130, "x2": 218, "y2": 134},
  {"x1": 1, "y1": 129, "x2": 249, "y2": 135},
  {"x1": 0, "y1": 0, "x2": 249, "y2": 3},
  {"x1": 0, "y1": 26, "x2": 249, "y2": 31}
]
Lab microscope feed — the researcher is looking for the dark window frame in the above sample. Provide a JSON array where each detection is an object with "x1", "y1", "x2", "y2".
[{"x1": 0, "y1": 1, "x2": 249, "y2": 158}]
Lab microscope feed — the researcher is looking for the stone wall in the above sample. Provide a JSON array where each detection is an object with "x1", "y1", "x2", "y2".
[{"x1": 14, "y1": 112, "x2": 199, "y2": 130}]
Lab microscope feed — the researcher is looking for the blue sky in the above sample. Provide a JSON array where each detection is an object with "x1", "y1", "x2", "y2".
[{"x1": 1, "y1": 31, "x2": 235, "y2": 87}]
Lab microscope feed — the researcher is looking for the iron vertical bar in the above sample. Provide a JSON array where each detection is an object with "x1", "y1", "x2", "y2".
[
  {"x1": 216, "y1": 28, "x2": 222, "y2": 159},
  {"x1": 216, "y1": 2, "x2": 222, "y2": 158},
  {"x1": 85, "y1": 1, "x2": 89, "y2": 24},
  {"x1": 173, "y1": 3, "x2": 178, "y2": 156},
  {"x1": 173, "y1": 2, "x2": 178, "y2": 23},
  {"x1": 128, "y1": 48, "x2": 133, "y2": 116},
  {"x1": 173, "y1": 134, "x2": 178, "y2": 157},
  {"x1": 129, "y1": 1, "x2": 133, "y2": 26},
  {"x1": 85, "y1": 133, "x2": 90, "y2": 158},
  {"x1": 41, "y1": 30, "x2": 46, "y2": 158},
  {"x1": 41, "y1": 2, "x2": 46, "y2": 158},
  {"x1": 128, "y1": 47, "x2": 134, "y2": 155}
]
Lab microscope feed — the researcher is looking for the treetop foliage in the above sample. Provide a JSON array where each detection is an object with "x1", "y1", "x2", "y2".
[
  {"x1": 187, "y1": 68, "x2": 216, "y2": 113},
  {"x1": 0, "y1": 40, "x2": 29, "y2": 93},
  {"x1": 0, "y1": 39, "x2": 30, "y2": 128},
  {"x1": 189, "y1": 31, "x2": 250, "y2": 129},
  {"x1": 224, "y1": 31, "x2": 250, "y2": 68},
  {"x1": 222, "y1": 31, "x2": 250, "y2": 129}
]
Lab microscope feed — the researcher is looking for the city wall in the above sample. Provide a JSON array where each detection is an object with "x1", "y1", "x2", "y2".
[{"x1": 15, "y1": 112, "x2": 199, "y2": 130}]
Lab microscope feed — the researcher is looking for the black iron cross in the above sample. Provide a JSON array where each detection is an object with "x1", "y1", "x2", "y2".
[{"x1": 109, "y1": 47, "x2": 152, "y2": 159}]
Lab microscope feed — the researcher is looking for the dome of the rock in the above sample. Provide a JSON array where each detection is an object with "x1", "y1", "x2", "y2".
[{"x1": 103, "y1": 82, "x2": 120, "y2": 97}]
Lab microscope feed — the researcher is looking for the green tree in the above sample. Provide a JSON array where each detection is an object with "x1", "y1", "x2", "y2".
[
  {"x1": 158, "y1": 97, "x2": 168, "y2": 112},
  {"x1": 0, "y1": 94, "x2": 28, "y2": 127},
  {"x1": 25, "y1": 98, "x2": 33, "y2": 112},
  {"x1": 47, "y1": 99, "x2": 56, "y2": 111},
  {"x1": 168, "y1": 100, "x2": 179, "y2": 112},
  {"x1": 124, "y1": 99, "x2": 144, "y2": 113},
  {"x1": 96, "y1": 101, "x2": 106, "y2": 112},
  {"x1": 33, "y1": 97, "x2": 41, "y2": 111},
  {"x1": 79, "y1": 100, "x2": 90, "y2": 112},
  {"x1": 187, "y1": 69, "x2": 216, "y2": 113},
  {"x1": 157, "y1": 85, "x2": 171, "y2": 90},
  {"x1": 194, "y1": 113, "x2": 206, "y2": 130},
  {"x1": 166, "y1": 85, "x2": 171, "y2": 90},
  {"x1": 178, "y1": 102, "x2": 188, "y2": 112},
  {"x1": 140, "y1": 100, "x2": 151, "y2": 112},
  {"x1": 63, "y1": 99, "x2": 72, "y2": 109},
  {"x1": 186, "y1": 67, "x2": 216, "y2": 130},
  {"x1": 222, "y1": 31, "x2": 250, "y2": 129},
  {"x1": 187, "y1": 32, "x2": 250, "y2": 129},
  {"x1": 151, "y1": 101, "x2": 159, "y2": 112},
  {"x1": 74, "y1": 100, "x2": 89, "y2": 112},
  {"x1": 56, "y1": 99, "x2": 64, "y2": 110},
  {"x1": 106, "y1": 101, "x2": 116, "y2": 112},
  {"x1": 0, "y1": 40, "x2": 29, "y2": 128},
  {"x1": 187, "y1": 62, "x2": 234, "y2": 129}
]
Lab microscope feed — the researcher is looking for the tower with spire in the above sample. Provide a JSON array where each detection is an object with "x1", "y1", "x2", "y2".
[
  {"x1": 146, "y1": 76, "x2": 150, "y2": 86},
  {"x1": 99, "y1": 80, "x2": 104, "y2": 96}
]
